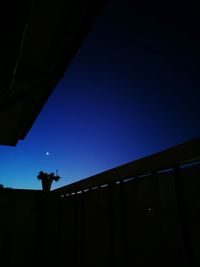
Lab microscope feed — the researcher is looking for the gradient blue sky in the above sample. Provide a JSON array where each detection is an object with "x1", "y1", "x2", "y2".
[{"x1": 0, "y1": 0, "x2": 200, "y2": 189}]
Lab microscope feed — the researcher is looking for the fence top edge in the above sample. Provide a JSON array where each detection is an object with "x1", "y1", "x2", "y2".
[{"x1": 52, "y1": 138, "x2": 200, "y2": 195}]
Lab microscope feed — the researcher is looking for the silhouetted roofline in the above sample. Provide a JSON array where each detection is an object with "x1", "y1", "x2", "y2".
[{"x1": 0, "y1": 0, "x2": 106, "y2": 146}]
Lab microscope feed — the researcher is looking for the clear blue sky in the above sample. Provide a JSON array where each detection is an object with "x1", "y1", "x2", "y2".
[{"x1": 0, "y1": 0, "x2": 200, "y2": 190}]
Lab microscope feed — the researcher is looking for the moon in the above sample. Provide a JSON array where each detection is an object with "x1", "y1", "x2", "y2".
[{"x1": 46, "y1": 152, "x2": 50, "y2": 156}]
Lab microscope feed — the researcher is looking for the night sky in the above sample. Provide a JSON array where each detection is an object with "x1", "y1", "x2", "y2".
[{"x1": 0, "y1": 0, "x2": 200, "y2": 190}]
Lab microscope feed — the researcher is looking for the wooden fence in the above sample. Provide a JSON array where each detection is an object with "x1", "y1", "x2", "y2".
[
  {"x1": 0, "y1": 138, "x2": 199, "y2": 266},
  {"x1": 52, "y1": 138, "x2": 200, "y2": 267}
]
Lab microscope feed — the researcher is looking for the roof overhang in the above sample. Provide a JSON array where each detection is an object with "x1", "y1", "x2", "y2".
[{"x1": 0, "y1": 0, "x2": 105, "y2": 146}]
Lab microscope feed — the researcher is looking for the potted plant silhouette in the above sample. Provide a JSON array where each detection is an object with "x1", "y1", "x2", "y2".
[{"x1": 37, "y1": 170, "x2": 61, "y2": 191}]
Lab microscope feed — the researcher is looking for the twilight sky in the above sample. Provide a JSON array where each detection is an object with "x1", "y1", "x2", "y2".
[{"x1": 0, "y1": 0, "x2": 200, "y2": 190}]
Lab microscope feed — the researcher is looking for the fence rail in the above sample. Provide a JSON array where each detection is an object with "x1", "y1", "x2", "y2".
[
  {"x1": 51, "y1": 138, "x2": 200, "y2": 267},
  {"x1": 53, "y1": 138, "x2": 200, "y2": 196}
]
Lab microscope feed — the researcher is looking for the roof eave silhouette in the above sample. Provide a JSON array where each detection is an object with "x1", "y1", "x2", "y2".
[{"x1": 0, "y1": 0, "x2": 106, "y2": 146}]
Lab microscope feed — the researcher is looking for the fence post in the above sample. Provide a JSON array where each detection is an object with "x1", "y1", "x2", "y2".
[{"x1": 174, "y1": 164, "x2": 194, "y2": 267}]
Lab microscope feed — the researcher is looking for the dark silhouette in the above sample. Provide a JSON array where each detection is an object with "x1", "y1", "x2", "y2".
[{"x1": 37, "y1": 170, "x2": 61, "y2": 191}]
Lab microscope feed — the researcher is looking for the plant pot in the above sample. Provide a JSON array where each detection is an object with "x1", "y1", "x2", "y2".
[{"x1": 41, "y1": 179, "x2": 52, "y2": 191}]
